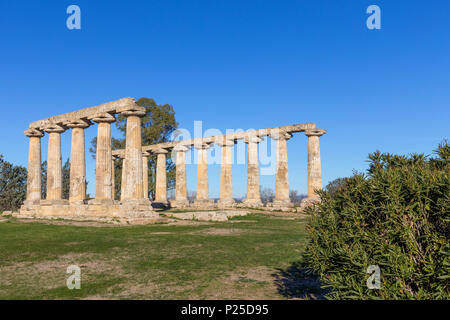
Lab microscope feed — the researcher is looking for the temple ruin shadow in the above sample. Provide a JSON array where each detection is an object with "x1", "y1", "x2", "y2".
[{"x1": 272, "y1": 261, "x2": 329, "y2": 300}]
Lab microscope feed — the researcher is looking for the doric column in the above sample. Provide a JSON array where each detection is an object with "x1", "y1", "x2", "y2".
[
  {"x1": 305, "y1": 129, "x2": 326, "y2": 199},
  {"x1": 23, "y1": 128, "x2": 44, "y2": 206},
  {"x1": 271, "y1": 130, "x2": 293, "y2": 206},
  {"x1": 217, "y1": 138, "x2": 235, "y2": 207},
  {"x1": 43, "y1": 124, "x2": 66, "y2": 202},
  {"x1": 142, "y1": 152, "x2": 149, "y2": 199},
  {"x1": 112, "y1": 155, "x2": 118, "y2": 200},
  {"x1": 118, "y1": 154, "x2": 126, "y2": 201},
  {"x1": 194, "y1": 143, "x2": 214, "y2": 206},
  {"x1": 171, "y1": 144, "x2": 189, "y2": 207},
  {"x1": 120, "y1": 107, "x2": 147, "y2": 202},
  {"x1": 65, "y1": 119, "x2": 91, "y2": 204},
  {"x1": 154, "y1": 149, "x2": 168, "y2": 204},
  {"x1": 243, "y1": 135, "x2": 263, "y2": 207},
  {"x1": 89, "y1": 113, "x2": 115, "y2": 203}
]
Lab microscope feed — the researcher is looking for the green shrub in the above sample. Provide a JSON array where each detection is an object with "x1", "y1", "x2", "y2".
[{"x1": 304, "y1": 141, "x2": 450, "y2": 299}]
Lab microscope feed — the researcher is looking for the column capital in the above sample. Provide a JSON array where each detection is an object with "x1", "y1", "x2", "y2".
[
  {"x1": 172, "y1": 144, "x2": 190, "y2": 152},
  {"x1": 118, "y1": 105, "x2": 146, "y2": 117},
  {"x1": 89, "y1": 112, "x2": 116, "y2": 124},
  {"x1": 194, "y1": 142, "x2": 212, "y2": 150},
  {"x1": 142, "y1": 151, "x2": 151, "y2": 157},
  {"x1": 215, "y1": 137, "x2": 236, "y2": 147},
  {"x1": 64, "y1": 119, "x2": 92, "y2": 129},
  {"x1": 43, "y1": 123, "x2": 66, "y2": 133},
  {"x1": 244, "y1": 135, "x2": 262, "y2": 144},
  {"x1": 153, "y1": 148, "x2": 168, "y2": 154},
  {"x1": 24, "y1": 128, "x2": 44, "y2": 138},
  {"x1": 270, "y1": 130, "x2": 292, "y2": 141},
  {"x1": 305, "y1": 128, "x2": 327, "y2": 137}
]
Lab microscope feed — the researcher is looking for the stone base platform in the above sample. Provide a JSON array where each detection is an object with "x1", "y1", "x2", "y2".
[
  {"x1": 166, "y1": 200, "x2": 302, "y2": 213},
  {"x1": 190, "y1": 199, "x2": 216, "y2": 209},
  {"x1": 16, "y1": 200, "x2": 166, "y2": 225},
  {"x1": 266, "y1": 199, "x2": 294, "y2": 212}
]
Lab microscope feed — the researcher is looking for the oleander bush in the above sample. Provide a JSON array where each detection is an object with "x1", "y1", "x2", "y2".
[{"x1": 304, "y1": 141, "x2": 450, "y2": 299}]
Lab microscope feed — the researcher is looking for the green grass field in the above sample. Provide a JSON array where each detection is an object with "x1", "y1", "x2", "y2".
[{"x1": 0, "y1": 212, "x2": 323, "y2": 299}]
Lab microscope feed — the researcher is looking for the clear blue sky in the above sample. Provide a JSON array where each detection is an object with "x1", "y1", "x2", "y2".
[{"x1": 1, "y1": 0, "x2": 449, "y2": 198}]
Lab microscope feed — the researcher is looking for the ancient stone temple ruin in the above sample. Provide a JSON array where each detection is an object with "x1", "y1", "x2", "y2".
[{"x1": 18, "y1": 98, "x2": 326, "y2": 223}]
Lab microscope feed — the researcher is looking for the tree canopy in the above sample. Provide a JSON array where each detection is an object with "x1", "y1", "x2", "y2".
[{"x1": 0, "y1": 155, "x2": 27, "y2": 211}]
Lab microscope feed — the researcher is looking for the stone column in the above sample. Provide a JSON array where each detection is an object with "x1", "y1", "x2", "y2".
[
  {"x1": 90, "y1": 113, "x2": 115, "y2": 203},
  {"x1": 243, "y1": 135, "x2": 263, "y2": 207},
  {"x1": 120, "y1": 108, "x2": 147, "y2": 203},
  {"x1": 142, "y1": 152, "x2": 149, "y2": 200},
  {"x1": 171, "y1": 144, "x2": 189, "y2": 207},
  {"x1": 271, "y1": 130, "x2": 293, "y2": 207},
  {"x1": 43, "y1": 124, "x2": 66, "y2": 202},
  {"x1": 65, "y1": 119, "x2": 91, "y2": 204},
  {"x1": 118, "y1": 154, "x2": 126, "y2": 201},
  {"x1": 23, "y1": 128, "x2": 44, "y2": 206},
  {"x1": 112, "y1": 155, "x2": 117, "y2": 201},
  {"x1": 154, "y1": 149, "x2": 168, "y2": 204},
  {"x1": 194, "y1": 143, "x2": 214, "y2": 206},
  {"x1": 305, "y1": 129, "x2": 326, "y2": 199},
  {"x1": 218, "y1": 138, "x2": 235, "y2": 207}
]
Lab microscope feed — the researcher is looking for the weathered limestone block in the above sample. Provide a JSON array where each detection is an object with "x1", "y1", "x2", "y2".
[
  {"x1": 66, "y1": 119, "x2": 91, "y2": 204},
  {"x1": 305, "y1": 129, "x2": 326, "y2": 199},
  {"x1": 154, "y1": 148, "x2": 168, "y2": 204},
  {"x1": 243, "y1": 135, "x2": 263, "y2": 207},
  {"x1": 167, "y1": 210, "x2": 248, "y2": 222},
  {"x1": 217, "y1": 138, "x2": 235, "y2": 207},
  {"x1": 90, "y1": 113, "x2": 115, "y2": 204},
  {"x1": 23, "y1": 128, "x2": 44, "y2": 206},
  {"x1": 43, "y1": 124, "x2": 66, "y2": 202}
]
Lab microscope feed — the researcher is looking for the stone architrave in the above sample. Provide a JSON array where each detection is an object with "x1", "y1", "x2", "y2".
[
  {"x1": 89, "y1": 113, "x2": 115, "y2": 203},
  {"x1": 305, "y1": 129, "x2": 326, "y2": 199},
  {"x1": 270, "y1": 130, "x2": 293, "y2": 207},
  {"x1": 217, "y1": 138, "x2": 235, "y2": 207},
  {"x1": 194, "y1": 143, "x2": 214, "y2": 206},
  {"x1": 23, "y1": 128, "x2": 44, "y2": 206},
  {"x1": 65, "y1": 119, "x2": 91, "y2": 204},
  {"x1": 243, "y1": 135, "x2": 263, "y2": 207},
  {"x1": 43, "y1": 124, "x2": 66, "y2": 203}
]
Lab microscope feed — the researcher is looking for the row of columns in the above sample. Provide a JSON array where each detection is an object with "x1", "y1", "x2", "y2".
[
  {"x1": 25, "y1": 120, "x2": 325, "y2": 207},
  {"x1": 158, "y1": 129, "x2": 325, "y2": 207},
  {"x1": 24, "y1": 108, "x2": 148, "y2": 205}
]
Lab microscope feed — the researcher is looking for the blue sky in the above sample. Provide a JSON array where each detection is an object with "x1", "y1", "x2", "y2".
[{"x1": 0, "y1": 0, "x2": 449, "y2": 198}]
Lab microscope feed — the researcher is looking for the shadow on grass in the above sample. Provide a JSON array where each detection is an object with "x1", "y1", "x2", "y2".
[{"x1": 273, "y1": 262, "x2": 329, "y2": 300}]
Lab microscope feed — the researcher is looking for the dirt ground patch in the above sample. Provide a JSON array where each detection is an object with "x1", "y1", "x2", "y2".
[
  {"x1": 0, "y1": 252, "x2": 128, "y2": 298},
  {"x1": 200, "y1": 266, "x2": 279, "y2": 299}
]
